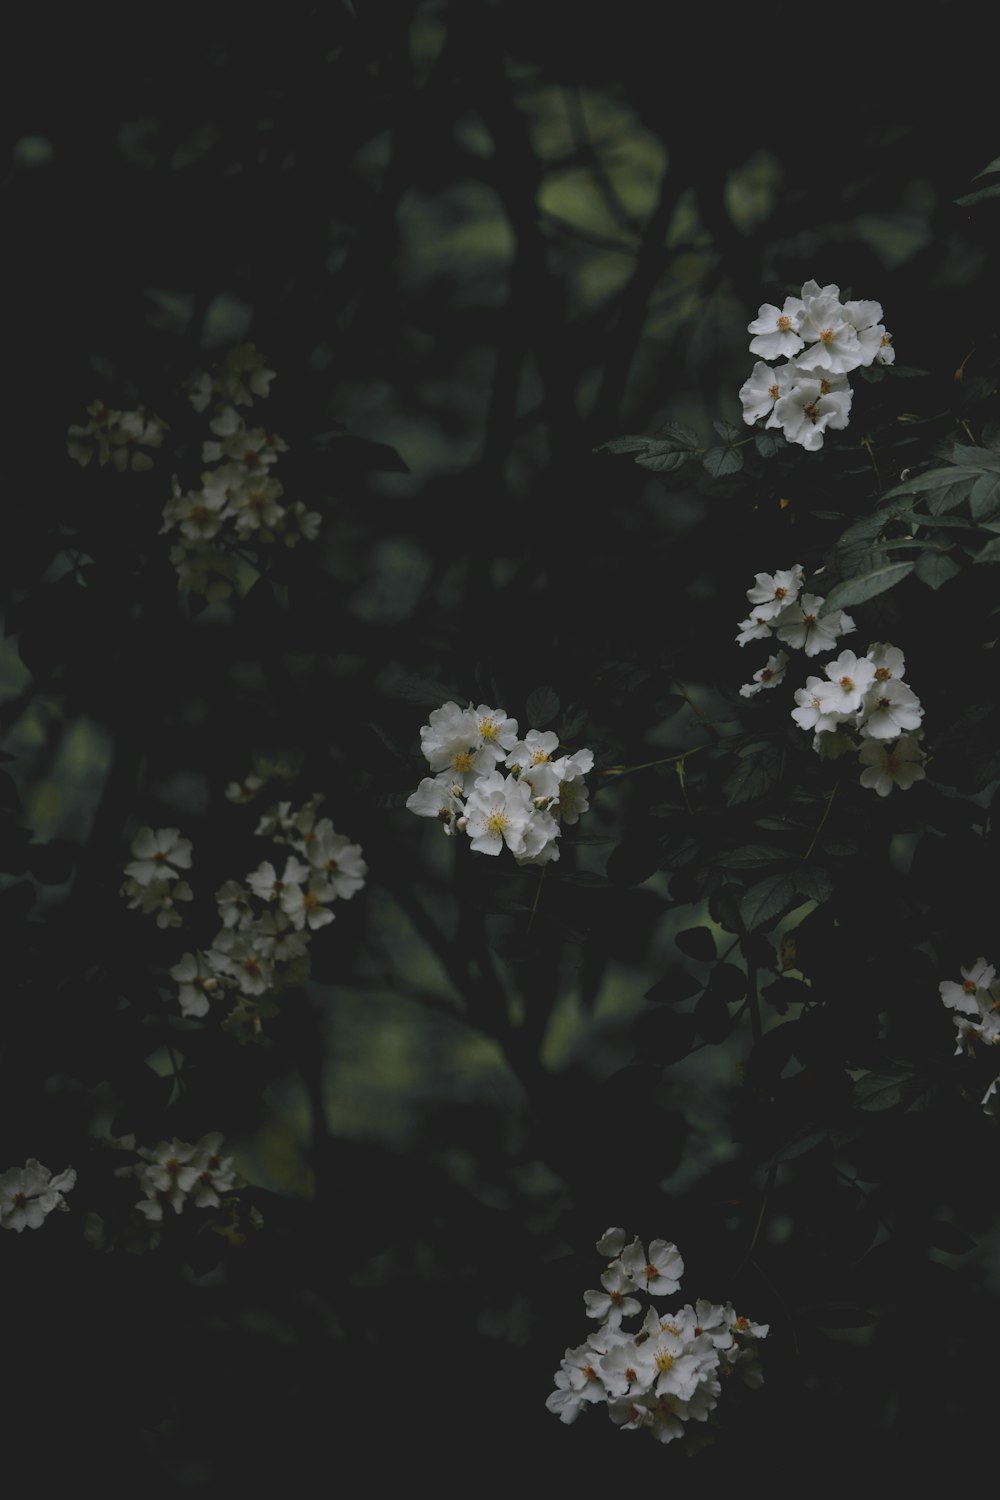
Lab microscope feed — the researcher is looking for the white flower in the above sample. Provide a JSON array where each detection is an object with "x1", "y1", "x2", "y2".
[
  {"x1": 124, "y1": 827, "x2": 193, "y2": 886},
  {"x1": 406, "y1": 774, "x2": 465, "y2": 834},
  {"x1": 739, "y1": 360, "x2": 798, "y2": 424},
  {"x1": 0, "y1": 1160, "x2": 76, "y2": 1231},
  {"x1": 857, "y1": 678, "x2": 923, "y2": 740},
  {"x1": 463, "y1": 771, "x2": 534, "y2": 856},
  {"x1": 301, "y1": 822, "x2": 368, "y2": 899},
  {"x1": 858, "y1": 731, "x2": 926, "y2": 796},
  {"x1": 504, "y1": 730, "x2": 561, "y2": 776},
  {"x1": 123, "y1": 876, "x2": 193, "y2": 928},
  {"x1": 619, "y1": 1237, "x2": 684, "y2": 1297},
  {"x1": 419, "y1": 702, "x2": 496, "y2": 785},
  {"x1": 736, "y1": 612, "x2": 774, "y2": 647},
  {"x1": 279, "y1": 874, "x2": 337, "y2": 932},
  {"x1": 939, "y1": 957, "x2": 996, "y2": 1017},
  {"x1": 772, "y1": 377, "x2": 852, "y2": 450},
  {"x1": 470, "y1": 704, "x2": 519, "y2": 755},
  {"x1": 791, "y1": 679, "x2": 846, "y2": 735},
  {"x1": 775, "y1": 595, "x2": 855, "y2": 657},
  {"x1": 814, "y1": 650, "x2": 878, "y2": 717},
  {"x1": 596, "y1": 1226, "x2": 627, "y2": 1257},
  {"x1": 740, "y1": 650, "x2": 789, "y2": 698},
  {"x1": 747, "y1": 297, "x2": 805, "y2": 361},
  {"x1": 170, "y1": 951, "x2": 221, "y2": 1018},
  {"x1": 746, "y1": 566, "x2": 805, "y2": 621},
  {"x1": 133, "y1": 1134, "x2": 238, "y2": 1220}
]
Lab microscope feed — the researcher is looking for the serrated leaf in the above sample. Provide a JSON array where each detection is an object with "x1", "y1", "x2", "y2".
[
  {"x1": 675, "y1": 926, "x2": 716, "y2": 962},
  {"x1": 713, "y1": 418, "x2": 741, "y2": 441},
  {"x1": 819, "y1": 561, "x2": 914, "y2": 614},
  {"x1": 755, "y1": 431, "x2": 784, "y2": 458},
  {"x1": 853, "y1": 1071, "x2": 907, "y2": 1111},
  {"x1": 790, "y1": 864, "x2": 834, "y2": 903},
  {"x1": 740, "y1": 873, "x2": 798, "y2": 932},
  {"x1": 723, "y1": 742, "x2": 782, "y2": 806},
  {"x1": 595, "y1": 429, "x2": 698, "y2": 474},
  {"x1": 915, "y1": 550, "x2": 961, "y2": 589},
  {"x1": 972, "y1": 470, "x2": 1000, "y2": 519},
  {"x1": 525, "y1": 685, "x2": 560, "y2": 729},
  {"x1": 702, "y1": 444, "x2": 744, "y2": 478}
]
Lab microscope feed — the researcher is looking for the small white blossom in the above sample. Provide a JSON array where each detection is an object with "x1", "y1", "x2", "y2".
[{"x1": 0, "y1": 1160, "x2": 76, "y2": 1232}]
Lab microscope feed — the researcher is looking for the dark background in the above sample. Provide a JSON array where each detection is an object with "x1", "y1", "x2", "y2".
[{"x1": 4, "y1": 3, "x2": 1000, "y2": 1490}]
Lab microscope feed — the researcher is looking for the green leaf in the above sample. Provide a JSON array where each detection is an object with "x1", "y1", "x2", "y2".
[
  {"x1": 882, "y1": 467, "x2": 960, "y2": 499},
  {"x1": 595, "y1": 428, "x2": 699, "y2": 474},
  {"x1": 790, "y1": 864, "x2": 834, "y2": 903},
  {"x1": 975, "y1": 536, "x2": 1000, "y2": 564},
  {"x1": 702, "y1": 444, "x2": 743, "y2": 478},
  {"x1": 955, "y1": 183, "x2": 1000, "y2": 207},
  {"x1": 645, "y1": 969, "x2": 703, "y2": 1005},
  {"x1": 915, "y1": 550, "x2": 961, "y2": 589},
  {"x1": 723, "y1": 742, "x2": 782, "y2": 806},
  {"x1": 740, "y1": 873, "x2": 798, "y2": 932},
  {"x1": 713, "y1": 418, "x2": 741, "y2": 441},
  {"x1": 819, "y1": 561, "x2": 914, "y2": 614},
  {"x1": 927, "y1": 474, "x2": 976, "y2": 516},
  {"x1": 525, "y1": 685, "x2": 560, "y2": 729},
  {"x1": 973, "y1": 156, "x2": 1000, "y2": 180},
  {"x1": 675, "y1": 926, "x2": 716, "y2": 962},
  {"x1": 853, "y1": 1071, "x2": 908, "y2": 1111},
  {"x1": 970, "y1": 470, "x2": 1000, "y2": 520},
  {"x1": 754, "y1": 431, "x2": 784, "y2": 458}
]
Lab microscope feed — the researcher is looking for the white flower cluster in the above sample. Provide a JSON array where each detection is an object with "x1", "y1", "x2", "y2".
[
  {"x1": 67, "y1": 401, "x2": 168, "y2": 472},
  {"x1": 0, "y1": 1159, "x2": 76, "y2": 1232},
  {"x1": 739, "y1": 280, "x2": 894, "y2": 450},
  {"x1": 737, "y1": 565, "x2": 926, "y2": 796},
  {"x1": 121, "y1": 793, "x2": 367, "y2": 1035},
  {"x1": 162, "y1": 344, "x2": 321, "y2": 599},
  {"x1": 406, "y1": 702, "x2": 593, "y2": 865},
  {"x1": 546, "y1": 1228, "x2": 768, "y2": 1447},
  {"x1": 939, "y1": 958, "x2": 1000, "y2": 1112},
  {"x1": 114, "y1": 1132, "x2": 239, "y2": 1223}
]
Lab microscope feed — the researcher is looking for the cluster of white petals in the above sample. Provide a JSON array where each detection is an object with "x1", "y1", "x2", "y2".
[
  {"x1": 67, "y1": 401, "x2": 167, "y2": 472},
  {"x1": 546, "y1": 1227, "x2": 767, "y2": 1447},
  {"x1": 121, "y1": 826, "x2": 194, "y2": 929},
  {"x1": 114, "y1": 1132, "x2": 239, "y2": 1223},
  {"x1": 406, "y1": 702, "x2": 593, "y2": 866},
  {"x1": 121, "y1": 793, "x2": 366, "y2": 1035},
  {"x1": 939, "y1": 958, "x2": 1000, "y2": 1112},
  {"x1": 737, "y1": 566, "x2": 926, "y2": 796},
  {"x1": 0, "y1": 1159, "x2": 76, "y2": 1232},
  {"x1": 740, "y1": 280, "x2": 894, "y2": 450},
  {"x1": 162, "y1": 345, "x2": 321, "y2": 599}
]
